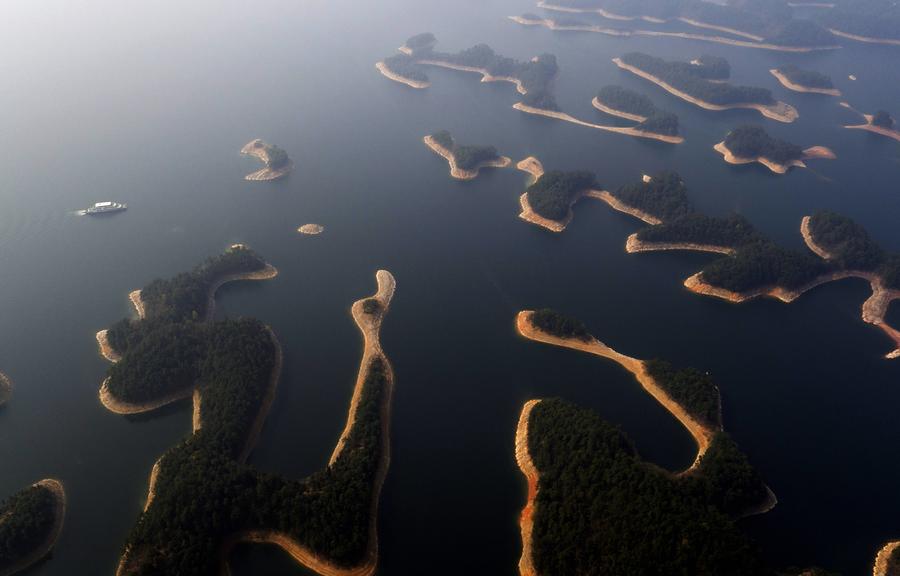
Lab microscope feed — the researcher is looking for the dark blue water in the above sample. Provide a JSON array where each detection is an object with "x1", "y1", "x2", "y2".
[{"x1": 0, "y1": 1, "x2": 898, "y2": 574}]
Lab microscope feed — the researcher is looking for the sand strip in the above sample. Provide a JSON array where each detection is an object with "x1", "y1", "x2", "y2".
[
  {"x1": 240, "y1": 139, "x2": 293, "y2": 182},
  {"x1": 423, "y1": 135, "x2": 511, "y2": 180},
  {"x1": 676, "y1": 17, "x2": 764, "y2": 41},
  {"x1": 375, "y1": 61, "x2": 430, "y2": 89},
  {"x1": 626, "y1": 233, "x2": 736, "y2": 255},
  {"x1": 770, "y1": 69, "x2": 841, "y2": 96},
  {"x1": 845, "y1": 115, "x2": 900, "y2": 143},
  {"x1": 591, "y1": 97, "x2": 648, "y2": 122},
  {"x1": 513, "y1": 103, "x2": 684, "y2": 144},
  {"x1": 515, "y1": 399, "x2": 540, "y2": 576},
  {"x1": 829, "y1": 29, "x2": 900, "y2": 46},
  {"x1": 874, "y1": 541, "x2": 900, "y2": 576},
  {"x1": 596, "y1": 190, "x2": 662, "y2": 225},
  {"x1": 416, "y1": 60, "x2": 527, "y2": 94}
]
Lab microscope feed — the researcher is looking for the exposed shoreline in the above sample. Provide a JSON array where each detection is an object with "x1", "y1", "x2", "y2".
[
  {"x1": 535, "y1": 1, "x2": 668, "y2": 23},
  {"x1": 874, "y1": 541, "x2": 900, "y2": 576},
  {"x1": 626, "y1": 232, "x2": 736, "y2": 255},
  {"x1": 0, "y1": 371, "x2": 12, "y2": 407},
  {"x1": 596, "y1": 190, "x2": 662, "y2": 225},
  {"x1": 676, "y1": 17, "x2": 763, "y2": 41},
  {"x1": 416, "y1": 59, "x2": 527, "y2": 94},
  {"x1": 591, "y1": 96, "x2": 648, "y2": 122},
  {"x1": 829, "y1": 28, "x2": 900, "y2": 46},
  {"x1": 513, "y1": 103, "x2": 684, "y2": 144},
  {"x1": 374, "y1": 61, "x2": 430, "y2": 89},
  {"x1": 298, "y1": 224, "x2": 325, "y2": 235},
  {"x1": 614, "y1": 58, "x2": 799, "y2": 123},
  {"x1": 770, "y1": 69, "x2": 841, "y2": 96},
  {"x1": 0, "y1": 479, "x2": 67, "y2": 576},
  {"x1": 423, "y1": 135, "x2": 511, "y2": 180},
  {"x1": 516, "y1": 311, "x2": 716, "y2": 472},
  {"x1": 240, "y1": 139, "x2": 294, "y2": 182},
  {"x1": 514, "y1": 157, "x2": 606, "y2": 232},
  {"x1": 713, "y1": 141, "x2": 836, "y2": 174},
  {"x1": 514, "y1": 399, "x2": 540, "y2": 576},
  {"x1": 845, "y1": 115, "x2": 900, "y2": 143}
]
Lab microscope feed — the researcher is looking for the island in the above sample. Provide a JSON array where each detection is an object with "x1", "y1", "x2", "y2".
[
  {"x1": 515, "y1": 158, "x2": 603, "y2": 232},
  {"x1": 846, "y1": 110, "x2": 900, "y2": 143},
  {"x1": 615, "y1": 52, "x2": 799, "y2": 123},
  {"x1": 398, "y1": 32, "x2": 436, "y2": 55},
  {"x1": 714, "y1": 125, "x2": 836, "y2": 174},
  {"x1": 593, "y1": 85, "x2": 681, "y2": 137},
  {"x1": 515, "y1": 309, "x2": 785, "y2": 576},
  {"x1": 423, "y1": 130, "x2": 511, "y2": 180},
  {"x1": 770, "y1": 65, "x2": 840, "y2": 96},
  {"x1": 0, "y1": 479, "x2": 67, "y2": 576},
  {"x1": 297, "y1": 223, "x2": 324, "y2": 235},
  {"x1": 240, "y1": 139, "x2": 293, "y2": 181},
  {"x1": 376, "y1": 54, "x2": 430, "y2": 89},
  {"x1": 606, "y1": 170, "x2": 692, "y2": 224},
  {"x1": 822, "y1": 0, "x2": 900, "y2": 45},
  {"x1": 874, "y1": 541, "x2": 900, "y2": 576},
  {"x1": 97, "y1": 249, "x2": 397, "y2": 575},
  {"x1": 0, "y1": 371, "x2": 11, "y2": 407}
]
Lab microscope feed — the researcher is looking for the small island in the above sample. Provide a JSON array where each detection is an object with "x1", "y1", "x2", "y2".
[
  {"x1": 376, "y1": 54, "x2": 430, "y2": 89},
  {"x1": 846, "y1": 110, "x2": 900, "y2": 143},
  {"x1": 423, "y1": 130, "x2": 511, "y2": 180},
  {"x1": 240, "y1": 139, "x2": 293, "y2": 181},
  {"x1": 593, "y1": 85, "x2": 681, "y2": 137},
  {"x1": 398, "y1": 32, "x2": 436, "y2": 56},
  {"x1": 515, "y1": 309, "x2": 784, "y2": 575},
  {"x1": 0, "y1": 479, "x2": 67, "y2": 576},
  {"x1": 714, "y1": 125, "x2": 836, "y2": 174},
  {"x1": 297, "y1": 223, "x2": 324, "y2": 235},
  {"x1": 516, "y1": 160, "x2": 602, "y2": 232},
  {"x1": 770, "y1": 65, "x2": 840, "y2": 96},
  {"x1": 822, "y1": 0, "x2": 900, "y2": 45},
  {"x1": 0, "y1": 371, "x2": 11, "y2": 407},
  {"x1": 615, "y1": 52, "x2": 799, "y2": 123},
  {"x1": 99, "y1": 251, "x2": 398, "y2": 574}
]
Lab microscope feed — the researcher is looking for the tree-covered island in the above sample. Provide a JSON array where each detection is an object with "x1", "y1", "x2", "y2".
[
  {"x1": 610, "y1": 170, "x2": 693, "y2": 222},
  {"x1": 594, "y1": 85, "x2": 681, "y2": 136},
  {"x1": 717, "y1": 125, "x2": 815, "y2": 173},
  {"x1": 399, "y1": 32, "x2": 436, "y2": 55},
  {"x1": 521, "y1": 170, "x2": 599, "y2": 230},
  {"x1": 771, "y1": 65, "x2": 838, "y2": 95},
  {"x1": 424, "y1": 130, "x2": 510, "y2": 180},
  {"x1": 820, "y1": 0, "x2": 900, "y2": 44},
  {"x1": 0, "y1": 480, "x2": 66, "y2": 576},
  {"x1": 240, "y1": 139, "x2": 293, "y2": 181},
  {"x1": 98, "y1": 249, "x2": 397, "y2": 575},
  {"x1": 616, "y1": 52, "x2": 798, "y2": 122}
]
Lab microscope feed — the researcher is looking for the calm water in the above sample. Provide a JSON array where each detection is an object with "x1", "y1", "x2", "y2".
[{"x1": 1, "y1": 1, "x2": 898, "y2": 574}]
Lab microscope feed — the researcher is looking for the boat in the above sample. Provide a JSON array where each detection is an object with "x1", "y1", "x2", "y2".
[{"x1": 82, "y1": 201, "x2": 127, "y2": 215}]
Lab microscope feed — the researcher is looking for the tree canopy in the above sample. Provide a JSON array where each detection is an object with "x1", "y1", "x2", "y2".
[
  {"x1": 526, "y1": 170, "x2": 597, "y2": 221},
  {"x1": 724, "y1": 125, "x2": 804, "y2": 164},
  {"x1": 0, "y1": 485, "x2": 58, "y2": 572}
]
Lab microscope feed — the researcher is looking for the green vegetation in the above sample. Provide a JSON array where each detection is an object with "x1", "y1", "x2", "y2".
[
  {"x1": 724, "y1": 125, "x2": 804, "y2": 164},
  {"x1": 382, "y1": 54, "x2": 428, "y2": 82},
  {"x1": 525, "y1": 170, "x2": 597, "y2": 221},
  {"x1": 596, "y1": 85, "x2": 681, "y2": 136},
  {"x1": 690, "y1": 54, "x2": 731, "y2": 80},
  {"x1": 529, "y1": 309, "x2": 591, "y2": 341},
  {"x1": 645, "y1": 359, "x2": 720, "y2": 428},
  {"x1": 701, "y1": 240, "x2": 831, "y2": 292},
  {"x1": 429, "y1": 130, "x2": 503, "y2": 171},
  {"x1": 264, "y1": 144, "x2": 290, "y2": 169},
  {"x1": 0, "y1": 484, "x2": 58, "y2": 572},
  {"x1": 611, "y1": 171, "x2": 692, "y2": 221},
  {"x1": 764, "y1": 19, "x2": 836, "y2": 47},
  {"x1": 808, "y1": 211, "x2": 900, "y2": 289},
  {"x1": 872, "y1": 110, "x2": 895, "y2": 129},
  {"x1": 637, "y1": 213, "x2": 761, "y2": 248},
  {"x1": 106, "y1": 254, "x2": 391, "y2": 575},
  {"x1": 527, "y1": 398, "x2": 773, "y2": 576},
  {"x1": 820, "y1": 0, "x2": 900, "y2": 41},
  {"x1": 403, "y1": 32, "x2": 436, "y2": 54},
  {"x1": 362, "y1": 298, "x2": 382, "y2": 315},
  {"x1": 620, "y1": 52, "x2": 776, "y2": 106},
  {"x1": 776, "y1": 65, "x2": 834, "y2": 89}
]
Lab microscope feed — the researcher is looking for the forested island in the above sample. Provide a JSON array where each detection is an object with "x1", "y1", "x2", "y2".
[
  {"x1": 376, "y1": 54, "x2": 430, "y2": 89},
  {"x1": 820, "y1": 0, "x2": 900, "y2": 44},
  {"x1": 519, "y1": 167, "x2": 601, "y2": 232},
  {"x1": 770, "y1": 65, "x2": 839, "y2": 96},
  {"x1": 0, "y1": 479, "x2": 66, "y2": 576},
  {"x1": 807, "y1": 211, "x2": 900, "y2": 289},
  {"x1": 100, "y1": 254, "x2": 397, "y2": 574},
  {"x1": 594, "y1": 85, "x2": 680, "y2": 136},
  {"x1": 609, "y1": 170, "x2": 692, "y2": 222},
  {"x1": 240, "y1": 139, "x2": 293, "y2": 181},
  {"x1": 845, "y1": 110, "x2": 900, "y2": 143},
  {"x1": 616, "y1": 52, "x2": 799, "y2": 122},
  {"x1": 423, "y1": 130, "x2": 511, "y2": 180},
  {"x1": 715, "y1": 125, "x2": 835, "y2": 174},
  {"x1": 0, "y1": 372, "x2": 11, "y2": 407}
]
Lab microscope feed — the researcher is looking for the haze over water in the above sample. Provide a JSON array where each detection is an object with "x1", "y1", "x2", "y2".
[{"x1": 1, "y1": 0, "x2": 899, "y2": 574}]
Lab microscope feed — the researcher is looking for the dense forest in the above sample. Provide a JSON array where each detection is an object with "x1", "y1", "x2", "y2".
[
  {"x1": 645, "y1": 359, "x2": 721, "y2": 429},
  {"x1": 596, "y1": 85, "x2": 681, "y2": 135},
  {"x1": 0, "y1": 484, "x2": 58, "y2": 571},
  {"x1": 525, "y1": 170, "x2": 598, "y2": 221},
  {"x1": 611, "y1": 171, "x2": 693, "y2": 221},
  {"x1": 776, "y1": 65, "x2": 834, "y2": 89},
  {"x1": 724, "y1": 125, "x2": 804, "y2": 164},
  {"x1": 527, "y1": 398, "x2": 779, "y2": 575},
  {"x1": 106, "y1": 255, "x2": 392, "y2": 574},
  {"x1": 382, "y1": 54, "x2": 429, "y2": 82},
  {"x1": 429, "y1": 130, "x2": 502, "y2": 170},
  {"x1": 820, "y1": 0, "x2": 900, "y2": 41},
  {"x1": 529, "y1": 309, "x2": 591, "y2": 341},
  {"x1": 620, "y1": 52, "x2": 776, "y2": 106},
  {"x1": 808, "y1": 211, "x2": 900, "y2": 289},
  {"x1": 403, "y1": 32, "x2": 436, "y2": 54},
  {"x1": 637, "y1": 213, "x2": 761, "y2": 248},
  {"x1": 872, "y1": 110, "x2": 895, "y2": 129},
  {"x1": 701, "y1": 240, "x2": 831, "y2": 292},
  {"x1": 263, "y1": 144, "x2": 289, "y2": 169}
]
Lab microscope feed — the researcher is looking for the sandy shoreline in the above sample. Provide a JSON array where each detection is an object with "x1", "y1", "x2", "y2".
[
  {"x1": 514, "y1": 157, "x2": 606, "y2": 232},
  {"x1": 516, "y1": 156, "x2": 544, "y2": 183},
  {"x1": 591, "y1": 97, "x2": 648, "y2": 122},
  {"x1": 416, "y1": 59, "x2": 527, "y2": 94},
  {"x1": 0, "y1": 479, "x2": 67, "y2": 576},
  {"x1": 517, "y1": 311, "x2": 716, "y2": 471},
  {"x1": 423, "y1": 135, "x2": 511, "y2": 180},
  {"x1": 829, "y1": 28, "x2": 900, "y2": 46},
  {"x1": 298, "y1": 224, "x2": 324, "y2": 235},
  {"x1": 874, "y1": 541, "x2": 900, "y2": 576},
  {"x1": 845, "y1": 115, "x2": 900, "y2": 143},
  {"x1": 514, "y1": 399, "x2": 540, "y2": 576},
  {"x1": 770, "y1": 69, "x2": 841, "y2": 96},
  {"x1": 596, "y1": 190, "x2": 662, "y2": 225},
  {"x1": 626, "y1": 233, "x2": 736, "y2": 255},
  {"x1": 536, "y1": 1, "x2": 667, "y2": 22},
  {"x1": 676, "y1": 17, "x2": 763, "y2": 41},
  {"x1": 800, "y1": 216, "x2": 833, "y2": 260},
  {"x1": 513, "y1": 103, "x2": 684, "y2": 143},
  {"x1": 614, "y1": 58, "x2": 799, "y2": 123},
  {"x1": 240, "y1": 139, "x2": 294, "y2": 181},
  {"x1": 204, "y1": 262, "x2": 279, "y2": 322},
  {"x1": 374, "y1": 61, "x2": 430, "y2": 89}
]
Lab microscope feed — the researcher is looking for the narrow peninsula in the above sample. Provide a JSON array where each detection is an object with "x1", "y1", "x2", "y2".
[
  {"x1": 0, "y1": 479, "x2": 67, "y2": 576},
  {"x1": 714, "y1": 125, "x2": 835, "y2": 174},
  {"x1": 615, "y1": 52, "x2": 799, "y2": 123},
  {"x1": 240, "y1": 139, "x2": 293, "y2": 181},
  {"x1": 845, "y1": 110, "x2": 900, "y2": 143},
  {"x1": 97, "y1": 249, "x2": 397, "y2": 575},
  {"x1": 515, "y1": 308, "x2": 781, "y2": 576},
  {"x1": 770, "y1": 65, "x2": 840, "y2": 96},
  {"x1": 593, "y1": 85, "x2": 681, "y2": 138},
  {"x1": 423, "y1": 130, "x2": 511, "y2": 180},
  {"x1": 822, "y1": 0, "x2": 900, "y2": 45},
  {"x1": 516, "y1": 158, "x2": 604, "y2": 232}
]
